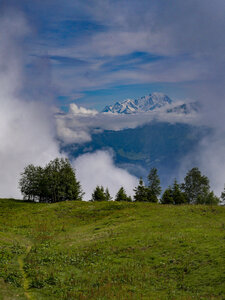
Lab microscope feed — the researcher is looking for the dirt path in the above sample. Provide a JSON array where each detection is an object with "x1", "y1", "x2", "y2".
[{"x1": 18, "y1": 245, "x2": 33, "y2": 300}]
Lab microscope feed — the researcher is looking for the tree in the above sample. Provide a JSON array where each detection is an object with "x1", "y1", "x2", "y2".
[
  {"x1": 115, "y1": 187, "x2": 131, "y2": 201},
  {"x1": 58, "y1": 158, "x2": 83, "y2": 201},
  {"x1": 161, "y1": 180, "x2": 187, "y2": 205},
  {"x1": 19, "y1": 164, "x2": 44, "y2": 202},
  {"x1": 91, "y1": 186, "x2": 113, "y2": 201},
  {"x1": 91, "y1": 186, "x2": 106, "y2": 201},
  {"x1": 181, "y1": 167, "x2": 210, "y2": 204},
  {"x1": 133, "y1": 178, "x2": 148, "y2": 202},
  {"x1": 221, "y1": 186, "x2": 225, "y2": 204},
  {"x1": 44, "y1": 158, "x2": 62, "y2": 203},
  {"x1": 172, "y1": 179, "x2": 187, "y2": 205},
  {"x1": 147, "y1": 168, "x2": 161, "y2": 202},
  {"x1": 105, "y1": 188, "x2": 112, "y2": 201},
  {"x1": 196, "y1": 191, "x2": 219, "y2": 205},
  {"x1": 161, "y1": 186, "x2": 173, "y2": 204},
  {"x1": 19, "y1": 158, "x2": 83, "y2": 202}
]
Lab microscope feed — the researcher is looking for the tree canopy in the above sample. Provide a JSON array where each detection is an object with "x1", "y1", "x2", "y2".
[
  {"x1": 161, "y1": 186, "x2": 174, "y2": 205},
  {"x1": 91, "y1": 186, "x2": 112, "y2": 201},
  {"x1": 19, "y1": 160, "x2": 222, "y2": 206},
  {"x1": 181, "y1": 167, "x2": 209, "y2": 204},
  {"x1": 161, "y1": 179, "x2": 187, "y2": 205},
  {"x1": 115, "y1": 187, "x2": 132, "y2": 202},
  {"x1": 133, "y1": 178, "x2": 148, "y2": 202},
  {"x1": 19, "y1": 158, "x2": 83, "y2": 203},
  {"x1": 181, "y1": 167, "x2": 219, "y2": 205},
  {"x1": 147, "y1": 168, "x2": 161, "y2": 202}
]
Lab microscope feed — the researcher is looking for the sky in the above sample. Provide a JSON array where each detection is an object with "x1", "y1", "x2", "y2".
[
  {"x1": 1, "y1": 0, "x2": 225, "y2": 199},
  {"x1": 1, "y1": 0, "x2": 219, "y2": 110}
]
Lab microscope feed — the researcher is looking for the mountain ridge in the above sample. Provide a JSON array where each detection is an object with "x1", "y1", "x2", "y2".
[{"x1": 102, "y1": 92, "x2": 173, "y2": 114}]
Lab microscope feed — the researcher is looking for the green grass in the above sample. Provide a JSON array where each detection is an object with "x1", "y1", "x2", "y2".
[{"x1": 0, "y1": 199, "x2": 225, "y2": 299}]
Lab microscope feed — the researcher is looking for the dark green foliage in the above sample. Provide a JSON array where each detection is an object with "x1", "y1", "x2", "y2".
[
  {"x1": 221, "y1": 186, "x2": 225, "y2": 204},
  {"x1": 133, "y1": 178, "x2": 148, "y2": 202},
  {"x1": 126, "y1": 195, "x2": 133, "y2": 202},
  {"x1": 161, "y1": 180, "x2": 187, "y2": 205},
  {"x1": 172, "y1": 179, "x2": 187, "y2": 205},
  {"x1": 161, "y1": 186, "x2": 174, "y2": 204},
  {"x1": 181, "y1": 167, "x2": 219, "y2": 205},
  {"x1": 91, "y1": 186, "x2": 112, "y2": 201},
  {"x1": 196, "y1": 191, "x2": 219, "y2": 205},
  {"x1": 134, "y1": 170, "x2": 162, "y2": 203},
  {"x1": 92, "y1": 186, "x2": 107, "y2": 201},
  {"x1": 19, "y1": 158, "x2": 82, "y2": 203},
  {"x1": 115, "y1": 187, "x2": 131, "y2": 202},
  {"x1": 19, "y1": 164, "x2": 42, "y2": 202},
  {"x1": 147, "y1": 168, "x2": 161, "y2": 203},
  {"x1": 181, "y1": 167, "x2": 210, "y2": 204},
  {"x1": 105, "y1": 188, "x2": 112, "y2": 201}
]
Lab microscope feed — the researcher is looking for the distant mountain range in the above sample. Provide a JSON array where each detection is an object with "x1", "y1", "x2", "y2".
[
  {"x1": 102, "y1": 92, "x2": 172, "y2": 114},
  {"x1": 102, "y1": 92, "x2": 198, "y2": 115},
  {"x1": 61, "y1": 92, "x2": 205, "y2": 189}
]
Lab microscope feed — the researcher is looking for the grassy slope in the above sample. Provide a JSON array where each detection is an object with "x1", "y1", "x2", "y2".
[{"x1": 0, "y1": 199, "x2": 225, "y2": 299}]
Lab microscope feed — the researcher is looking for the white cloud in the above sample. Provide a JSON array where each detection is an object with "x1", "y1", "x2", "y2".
[
  {"x1": 70, "y1": 103, "x2": 98, "y2": 115},
  {"x1": 0, "y1": 10, "x2": 61, "y2": 198},
  {"x1": 73, "y1": 150, "x2": 138, "y2": 201},
  {"x1": 198, "y1": 134, "x2": 225, "y2": 196},
  {"x1": 178, "y1": 132, "x2": 225, "y2": 197},
  {"x1": 56, "y1": 117, "x2": 92, "y2": 144}
]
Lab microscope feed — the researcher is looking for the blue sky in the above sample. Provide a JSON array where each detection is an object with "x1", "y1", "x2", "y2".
[{"x1": 3, "y1": 0, "x2": 225, "y2": 110}]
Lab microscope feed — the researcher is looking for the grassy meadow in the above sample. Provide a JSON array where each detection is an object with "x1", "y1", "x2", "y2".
[{"x1": 0, "y1": 199, "x2": 225, "y2": 299}]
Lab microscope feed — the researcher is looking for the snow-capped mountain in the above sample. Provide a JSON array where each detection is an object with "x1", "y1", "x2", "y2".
[{"x1": 102, "y1": 92, "x2": 173, "y2": 114}]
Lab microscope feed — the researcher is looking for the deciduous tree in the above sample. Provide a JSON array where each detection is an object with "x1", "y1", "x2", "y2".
[
  {"x1": 181, "y1": 167, "x2": 210, "y2": 204},
  {"x1": 19, "y1": 158, "x2": 82, "y2": 202}
]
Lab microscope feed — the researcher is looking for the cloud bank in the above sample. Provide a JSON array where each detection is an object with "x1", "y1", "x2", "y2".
[{"x1": 0, "y1": 9, "x2": 60, "y2": 198}]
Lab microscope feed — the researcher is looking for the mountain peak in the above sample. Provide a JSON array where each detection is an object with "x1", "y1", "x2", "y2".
[{"x1": 102, "y1": 93, "x2": 173, "y2": 114}]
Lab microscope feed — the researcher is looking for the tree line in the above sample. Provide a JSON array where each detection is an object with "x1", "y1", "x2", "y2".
[{"x1": 19, "y1": 158, "x2": 225, "y2": 205}]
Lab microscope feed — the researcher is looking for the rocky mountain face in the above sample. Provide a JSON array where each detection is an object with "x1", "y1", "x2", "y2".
[
  {"x1": 102, "y1": 92, "x2": 199, "y2": 115},
  {"x1": 102, "y1": 92, "x2": 173, "y2": 114}
]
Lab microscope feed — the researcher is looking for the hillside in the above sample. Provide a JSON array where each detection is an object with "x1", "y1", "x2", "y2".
[
  {"x1": 63, "y1": 122, "x2": 210, "y2": 186},
  {"x1": 0, "y1": 199, "x2": 225, "y2": 299}
]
